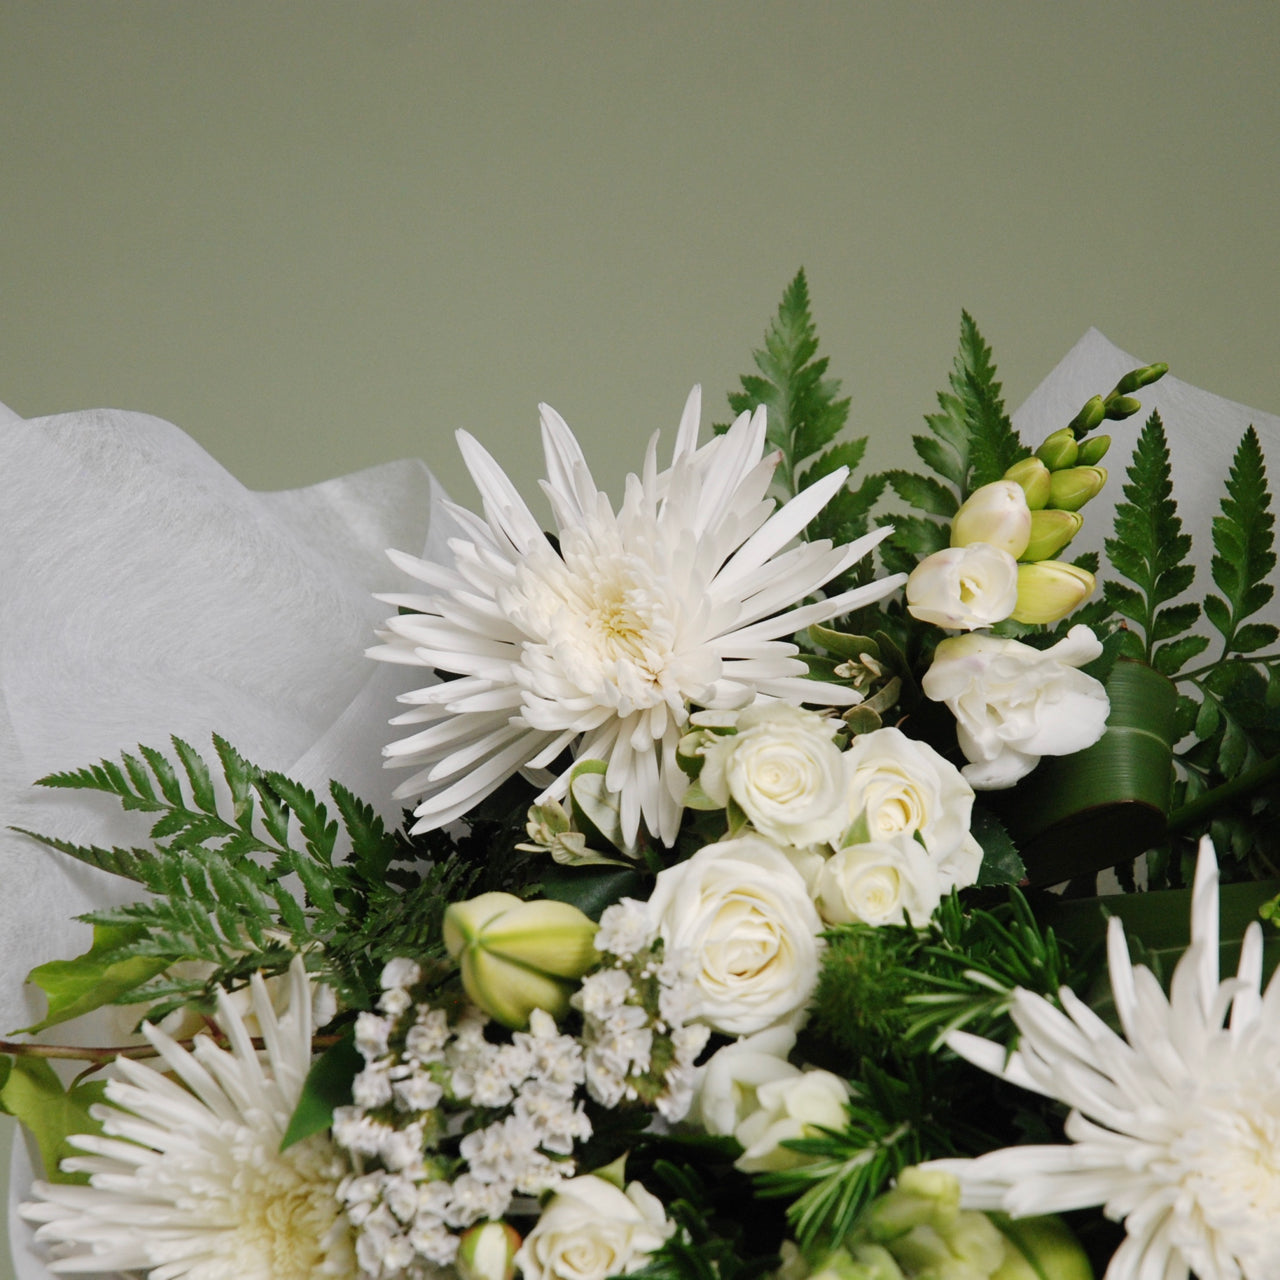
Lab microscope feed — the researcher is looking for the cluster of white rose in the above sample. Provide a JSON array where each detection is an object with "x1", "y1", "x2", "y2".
[
  {"x1": 333, "y1": 959, "x2": 591, "y2": 1277},
  {"x1": 574, "y1": 899, "x2": 711, "y2": 1119},
  {"x1": 681, "y1": 702, "x2": 985, "y2": 942}
]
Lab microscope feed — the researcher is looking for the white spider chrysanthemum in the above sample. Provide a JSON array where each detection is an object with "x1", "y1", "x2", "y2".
[
  {"x1": 930, "y1": 837, "x2": 1280, "y2": 1280},
  {"x1": 22, "y1": 958, "x2": 355, "y2": 1279},
  {"x1": 370, "y1": 387, "x2": 904, "y2": 844}
]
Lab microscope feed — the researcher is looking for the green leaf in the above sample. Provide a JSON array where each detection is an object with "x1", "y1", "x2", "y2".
[
  {"x1": 20, "y1": 923, "x2": 171, "y2": 1034},
  {"x1": 722, "y1": 269, "x2": 854, "y2": 504},
  {"x1": 1207, "y1": 427, "x2": 1276, "y2": 657},
  {"x1": 1103, "y1": 411, "x2": 1198, "y2": 666},
  {"x1": 913, "y1": 313, "x2": 1026, "y2": 502},
  {"x1": 971, "y1": 807, "x2": 1026, "y2": 887},
  {"x1": 172, "y1": 736, "x2": 217, "y2": 814},
  {"x1": 0, "y1": 1058, "x2": 107, "y2": 1185},
  {"x1": 885, "y1": 470, "x2": 959, "y2": 518},
  {"x1": 538, "y1": 865, "x2": 645, "y2": 920},
  {"x1": 281, "y1": 1030, "x2": 361, "y2": 1151},
  {"x1": 568, "y1": 760, "x2": 628, "y2": 853}
]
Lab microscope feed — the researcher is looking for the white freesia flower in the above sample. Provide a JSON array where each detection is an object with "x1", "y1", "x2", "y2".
[
  {"x1": 815, "y1": 836, "x2": 942, "y2": 927},
  {"x1": 840, "y1": 727, "x2": 983, "y2": 891},
  {"x1": 930, "y1": 838, "x2": 1280, "y2": 1280},
  {"x1": 370, "y1": 387, "x2": 903, "y2": 845},
  {"x1": 647, "y1": 835, "x2": 824, "y2": 1035},
  {"x1": 949, "y1": 480, "x2": 1032, "y2": 558},
  {"x1": 21, "y1": 958, "x2": 355, "y2": 1280},
  {"x1": 905, "y1": 543, "x2": 1019, "y2": 631},
  {"x1": 698, "y1": 700, "x2": 847, "y2": 847},
  {"x1": 921, "y1": 624, "x2": 1109, "y2": 788},
  {"x1": 514, "y1": 1175, "x2": 674, "y2": 1280},
  {"x1": 733, "y1": 1068, "x2": 851, "y2": 1174}
]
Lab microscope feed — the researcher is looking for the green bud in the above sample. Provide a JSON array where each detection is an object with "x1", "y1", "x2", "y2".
[
  {"x1": 990, "y1": 1215, "x2": 1093, "y2": 1280},
  {"x1": 1020, "y1": 509, "x2": 1083, "y2": 562},
  {"x1": 457, "y1": 1222, "x2": 522, "y2": 1280},
  {"x1": 1064, "y1": 394, "x2": 1106, "y2": 438},
  {"x1": 1114, "y1": 361, "x2": 1167, "y2": 395},
  {"x1": 1047, "y1": 465, "x2": 1106, "y2": 511},
  {"x1": 950, "y1": 481, "x2": 1032, "y2": 557},
  {"x1": 1035, "y1": 428, "x2": 1078, "y2": 471},
  {"x1": 443, "y1": 893, "x2": 598, "y2": 1028},
  {"x1": 843, "y1": 1245, "x2": 907, "y2": 1280},
  {"x1": 1104, "y1": 393, "x2": 1142, "y2": 420},
  {"x1": 1011, "y1": 560, "x2": 1095, "y2": 625},
  {"x1": 1076, "y1": 434, "x2": 1110, "y2": 465},
  {"x1": 863, "y1": 1167, "x2": 959, "y2": 1241},
  {"x1": 1001, "y1": 457, "x2": 1052, "y2": 510}
]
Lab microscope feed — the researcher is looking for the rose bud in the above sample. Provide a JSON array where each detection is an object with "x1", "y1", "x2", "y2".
[{"x1": 457, "y1": 1222, "x2": 522, "y2": 1280}]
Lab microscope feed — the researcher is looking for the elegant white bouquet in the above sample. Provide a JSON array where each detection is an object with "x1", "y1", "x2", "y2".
[{"x1": 2, "y1": 274, "x2": 1277, "y2": 1280}]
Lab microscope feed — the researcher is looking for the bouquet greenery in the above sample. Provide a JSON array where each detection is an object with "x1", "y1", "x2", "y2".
[{"x1": 4, "y1": 273, "x2": 1277, "y2": 1280}]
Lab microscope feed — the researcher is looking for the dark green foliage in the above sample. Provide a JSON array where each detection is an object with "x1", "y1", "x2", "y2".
[{"x1": 1103, "y1": 412, "x2": 1208, "y2": 675}]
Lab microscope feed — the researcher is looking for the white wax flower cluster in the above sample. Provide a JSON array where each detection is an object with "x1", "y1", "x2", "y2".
[
  {"x1": 333, "y1": 960, "x2": 591, "y2": 1277},
  {"x1": 573, "y1": 898, "x2": 711, "y2": 1119},
  {"x1": 691, "y1": 705, "x2": 984, "y2": 930}
]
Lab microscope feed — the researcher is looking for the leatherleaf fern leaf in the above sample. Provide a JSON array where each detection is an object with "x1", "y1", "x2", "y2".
[
  {"x1": 1204, "y1": 425, "x2": 1278, "y2": 661},
  {"x1": 880, "y1": 313, "x2": 1027, "y2": 577},
  {"x1": 1103, "y1": 410, "x2": 1208, "y2": 676},
  {"x1": 20, "y1": 735, "x2": 476, "y2": 1018},
  {"x1": 721, "y1": 269, "x2": 886, "y2": 588}
]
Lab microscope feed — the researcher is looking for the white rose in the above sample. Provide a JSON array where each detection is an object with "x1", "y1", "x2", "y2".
[
  {"x1": 905, "y1": 543, "x2": 1019, "y2": 631},
  {"x1": 692, "y1": 1025, "x2": 799, "y2": 1136},
  {"x1": 647, "y1": 836, "x2": 824, "y2": 1035},
  {"x1": 921, "y1": 624, "x2": 1109, "y2": 789},
  {"x1": 698, "y1": 701, "x2": 847, "y2": 847},
  {"x1": 841, "y1": 727, "x2": 983, "y2": 892},
  {"x1": 733, "y1": 1069, "x2": 851, "y2": 1173},
  {"x1": 514, "y1": 1176, "x2": 673, "y2": 1280},
  {"x1": 815, "y1": 837, "x2": 942, "y2": 927}
]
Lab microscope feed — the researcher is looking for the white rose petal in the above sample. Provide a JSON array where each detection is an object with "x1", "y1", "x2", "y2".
[
  {"x1": 698, "y1": 701, "x2": 847, "y2": 847},
  {"x1": 905, "y1": 543, "x2": 1019, "y2": 631},
  {"x1": 921, "y1": 624, "x2": 1109, "y2": 789},
  {"x1": 692, "y1": 1026, "x2": 799, "y2": 1137},
  {"x1": 514, "y1": 1175, "x2": 673, "y2": 1280},
  {"x1": 733, "y1": 1069, "x2": 851, "y2": 1174},
  {"x1": 840, "y1": 727, "x2": 983, "y2": 893},
  {"x1": 816, "y1": 837, "x2": 942, "y2": 927},
  {"x1": 647, "y1": 836, "x2": 824, "y2": 1036}
]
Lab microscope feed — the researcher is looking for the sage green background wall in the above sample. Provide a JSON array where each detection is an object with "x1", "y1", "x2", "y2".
[{"x1": 2, "y1": 1, "x2": 1278, "y2": 1273}]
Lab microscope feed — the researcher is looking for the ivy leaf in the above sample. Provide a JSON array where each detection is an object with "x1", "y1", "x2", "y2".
[
  {"x1": 0, "y1": 1058, "x2": 107, "y2": 1185},
  {"x1": 19, "y1": 923, "x2": 170, "y2": 1033},
  {"x1": 1204, "y1": 426, "x2": 1277, "y2": 658},
  {"x1": 1103, "y1": 411, "x2": 1199, "y2": 669}
]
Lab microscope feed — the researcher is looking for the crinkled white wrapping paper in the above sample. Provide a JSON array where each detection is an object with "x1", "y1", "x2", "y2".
[{"x1": 3, "y1": 331, "x2": 1278, "y2": 1276}]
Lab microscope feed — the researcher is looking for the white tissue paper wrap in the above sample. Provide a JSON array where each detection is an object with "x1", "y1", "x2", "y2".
[{"x1": 3, "y1": 329, "x2": 1279, "y2": 1277}]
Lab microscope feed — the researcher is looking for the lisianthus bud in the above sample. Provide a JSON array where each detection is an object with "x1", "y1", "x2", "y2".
[
  {"x1": 1001, "y1": 457, "x2": 1052, "y2": 510},
  {"x1": 1019, "y1": 509, "x2": 1083, "y2": 562},
  {"x1": 950, "y1": 482, "x2": 1031, "y2": 557},
  {"x1": 989, "y1": 1215, "x2": 1092, "y2": 1280},
  {"x1": 443, "y1": 892, "x2": 598, "y2": 1028},
  {"x1": 1035, "y1": 428, "x2": 1078, "y2": 471},
  {"x1": 457, "y1": 1222, "x2": 522, "y2": 1280},
  {"x1": 1047, "y1": 465, "x2": 1106, "y2": 511},
  {"x1": 1010, "y1": 561, "x2": 1095, "y2": 625},
  {"x1": 1076, "y1": 433, "x2": 1110, "y2": 465}
]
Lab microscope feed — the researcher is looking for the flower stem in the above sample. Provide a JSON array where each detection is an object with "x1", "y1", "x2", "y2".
[{"x1": 0, "y1": 1032, "x2": 343, "y2": 1064}]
